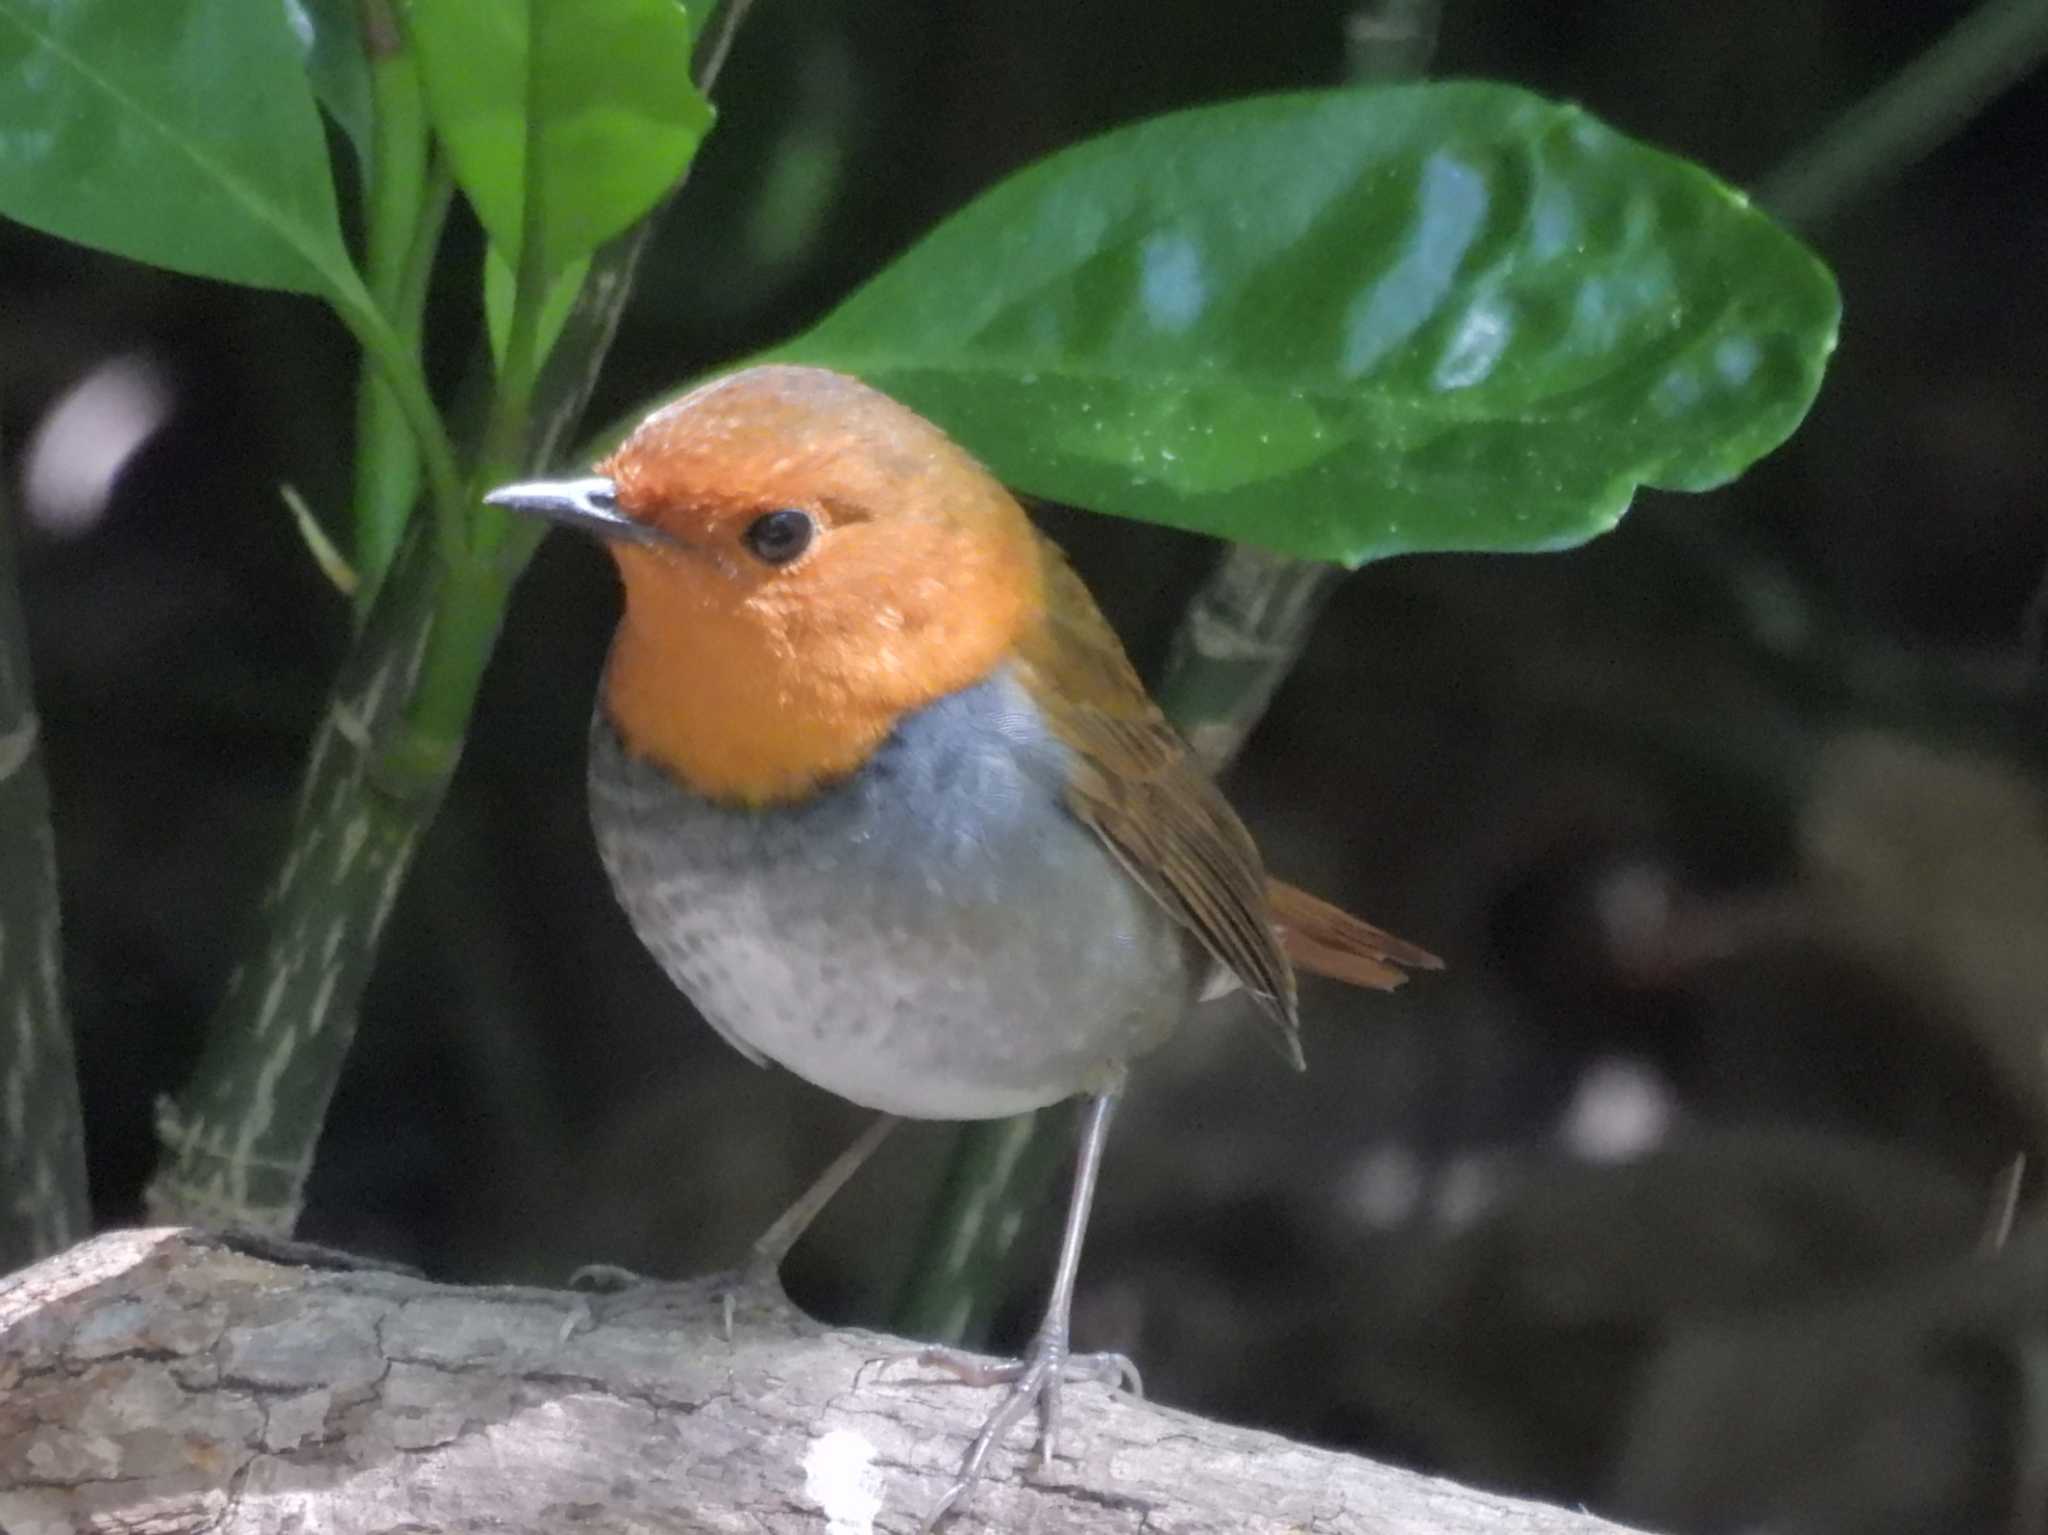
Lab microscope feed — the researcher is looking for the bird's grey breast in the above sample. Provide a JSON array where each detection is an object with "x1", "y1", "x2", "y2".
[{"x1": 587, "y1": 665, "x2": 1197, "y2": 1118}]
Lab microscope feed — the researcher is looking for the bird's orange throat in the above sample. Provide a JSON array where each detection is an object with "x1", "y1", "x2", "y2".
[{"x1": 600, "y1": 530, "x2": 1044, "y2": 807}]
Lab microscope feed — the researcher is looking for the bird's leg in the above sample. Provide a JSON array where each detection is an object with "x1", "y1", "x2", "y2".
[
  {"x1": 571, "y1": 1114, "x2": 898, "y2": 1333},
  {"x1": 722, "y1": 1112, "x2": 899, "y2": 1330},
  {"x1": 743, "y1": 1112, "x2": 903, "y2": 1282},
  {"x1": 917, "y1": 1089, "x2": 1135, "y2": 1531}
]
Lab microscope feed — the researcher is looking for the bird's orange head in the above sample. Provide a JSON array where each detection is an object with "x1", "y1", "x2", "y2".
[{"x1": 489, "y1": 365, "x2": 1046, "y2": 806}]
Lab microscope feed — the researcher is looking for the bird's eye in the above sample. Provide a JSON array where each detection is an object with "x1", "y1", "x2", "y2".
[{"x1": 741, "y1": 508, "x2": 814, "y2": 566}]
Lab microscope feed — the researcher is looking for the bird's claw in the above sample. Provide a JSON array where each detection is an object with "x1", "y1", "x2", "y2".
[
  {"x1": 917, "y1": 1342, "x2": 1142, "y2": 1400},
  {"x1": 713, "y1": 1253, "x2": 794, "y2": 1340},
  {"x1": 910, "y1": 1333, "x2": 1140, "y2": 1531}
]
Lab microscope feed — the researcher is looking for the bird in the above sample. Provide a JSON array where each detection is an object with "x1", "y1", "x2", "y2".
[{"x1": 486, "y1": 363, "x2": 1438, "y2": 1527}]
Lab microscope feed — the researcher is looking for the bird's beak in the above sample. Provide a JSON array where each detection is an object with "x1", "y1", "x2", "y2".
[{"x1": 482, "y1": 475, "x2": 669, "y2": 548}]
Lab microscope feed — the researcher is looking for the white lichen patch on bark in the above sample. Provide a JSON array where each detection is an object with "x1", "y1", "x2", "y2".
[{"x1": 804, "y1": 1428, "x2": 885, "y2": 1535}]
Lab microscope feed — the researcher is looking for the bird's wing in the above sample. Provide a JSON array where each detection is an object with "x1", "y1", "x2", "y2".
[
  {"x1": 1012, "y1": 535, "x2": 1439, "y2": 1057},
  {"x1": 1265, "y1": 877, "x2": 1443, "y2": 990},
  {"x1": 1013, "y1": 535, "x2": 1306, "y2": 1056}
]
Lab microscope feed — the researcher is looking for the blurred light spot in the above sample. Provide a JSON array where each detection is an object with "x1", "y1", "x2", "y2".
[
  {"x1": 1337, "y1": 1141, "x2": 1425, "y2": 1229},
  {"x1": 1560, "y1": 1055, "x2": 1673, "y2": 1163},
  {"x1": 1139, "y1": 233, "x2": 1208, "y2": 334},
  {"x1": 1714, "y1": 334, "x2": 1760, "y2": 387},
  {"x1": 1433, "y1": 298, "x2": 1513, "y2": 390},
  {"x1": 1650, "y1": 363, "x2": 1703, "y2": 416},
  {"x1": 1432, "y1": 1153, "x2": 1499, "y2": 1228},
  {"x1": 1593, "y1": 858, "x2": 1675, "y2": 974},
  {"x1": 745, "y1": 131, "x2": 845, "y2": 269},
  {"x1": 1738, "y1": 562, "x2": 1813, "y2": 654},
  {"x1": 22, "y1": 354, "x2": 174, "y2": 537}
]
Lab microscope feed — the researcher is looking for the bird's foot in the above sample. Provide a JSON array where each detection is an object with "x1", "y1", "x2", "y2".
[
  {"x1": 565, "y1": 1257, "x2": 795, "y2": 1339},
  {"x1": 567, "y1": 1261, "x2": 654, "y2": 1294},
  {"x1": 713, "y1": 1250, "x2": 798, "y2": 1339},
  {"x1": 911, "y1": 1331, "x2": 1141, "y2": 1531}
]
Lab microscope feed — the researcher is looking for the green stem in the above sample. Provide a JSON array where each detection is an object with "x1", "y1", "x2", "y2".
[
  {"x1": 1343, "y1": 0, "x2": 1440, "y2": 82},
  {"x1": 468, "y1": 224, "x2": 554, "y2": 560},
  {"x1": 457, "y1": 0, "x2": 595, "y2": 573},
  {"x1": 145, "y1": 365, "x2": 552, "y2": 1235},
  {"x1": 395, "y1": 165, "x2": 456, "y2": 330},
  {"x1": 148, "y1": 26, "x2": 478, "y2": 1229},
  {"x1": 893, "y1": 1104, "x2": 1075, "y2": 1342},
  {"x1": 692, "y1": 0, "x2": 753, "y2": 97},
  {"x1": 349, "y1": 175, "x2": 451, "y2": 616},
  {"x1": 1756, "y1": 0, "x2": 2048, "y2": 228},
  {"x1": 143, "y1": 524, "x2": 456, "y2": 1230},
  {"x1": 892, "y1": 0, "x2": 1442, "y2": 1348},
  {"x1": 352, "y1": 33, "x2": 444, "y2": 615},
  {"x1": 143, "y1": 0, "x2": 756, "y2": 1236},
  {"x1": 0, "y1": 446, "x2": 90, "y2": 1267},
  {"x1": 1155, "y1": 549, "x2": 1347, "y2": 774},
  {"x1": 330, "y1": 279, "x2": 467, "y2": 570}
]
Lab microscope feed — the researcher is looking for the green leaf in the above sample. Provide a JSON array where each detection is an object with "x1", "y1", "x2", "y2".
[
  {"x1": 0, "y1": 0, "x2": 357, "y2": 296},
  {"x1": 290, "y1": 0, "x2": 374, "y2": 165},
  {"x1": 483, "y1": 244, "x2": 589, "y2": 368},
  {"x1": 407, "y1": 0, "x2": 711, "y2": 287},
  {"x1": 769, "y1": 83, "x2": 1841, "y2": 565}
]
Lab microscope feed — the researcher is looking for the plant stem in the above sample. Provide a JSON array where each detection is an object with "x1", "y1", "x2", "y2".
[
  {"x1": 350, "y1": 157, "x2": 452, "y2": 613},
  {"x1": 892, "y1": 0, "x2": 1441, "y2": 1348},
  {"x1": 143, "y1": 0, "x2": 756, "y2": 1235},
  {"x1": 350, "y1": 18, "x2": 441, "y2": 616},
  {"x1": 145, "y1": 523, "x2": 459, "y2": 1229},
  {"x1": 0, "y1": 446, "x2": 90, "y2": 1268},
  {"x1": 1343, "y1": 0, "x2": 1440, "y2": 82},
  {"x1": 1155, "y1": 548, "x2": 1348, "y2": 773},
  {"x1": 893, "y1": 1102, "x2": 1075, "y2": 1342},
  {"x1": 146, "y1": 338, "x2": 583, "y2": 1233},
  {"x1": 693, "y1": 0, "x2": 754, "y2": 102},
  {"x1": 1748, "y1": 0, "x2": 2048, "y2": 660},
  {"x1": 329, "y1": 280, "x2": 468, "y2": 569},
  {"x1": 1756, "y1": 0, "x2": 2048, "y2": 229}
]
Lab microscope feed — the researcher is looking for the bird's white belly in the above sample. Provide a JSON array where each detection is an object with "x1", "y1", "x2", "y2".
[{"x1": 587, "y1": 667, "x2": 1200, "y2": 1119}]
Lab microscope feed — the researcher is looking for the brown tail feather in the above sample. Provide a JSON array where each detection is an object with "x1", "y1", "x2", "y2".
[{"x1": 1267, "y1": 877, "x2": 1442, "y2": 992}]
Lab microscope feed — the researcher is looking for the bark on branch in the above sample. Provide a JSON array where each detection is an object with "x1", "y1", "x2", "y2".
[{"x1": 0, "y1": 1229, "x2": 1647, "y2": 1535}]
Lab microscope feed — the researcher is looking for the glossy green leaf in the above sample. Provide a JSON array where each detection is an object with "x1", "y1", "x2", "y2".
[
  {"x1": 0, "y1": 0, "x2": 356, "y2": 296},
  {"x1": 770, "y1": 84, "x2": 1841, "y2": 565},
  {"x1": 406, "y1": 0, "x2": 711, "y2": 286},
  {"x1": 290, "y1": 0, "x2": 374, "y2": 164}
]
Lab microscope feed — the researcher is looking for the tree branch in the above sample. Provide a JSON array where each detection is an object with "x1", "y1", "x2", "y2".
[{"x1": 0, "y1": 1229, "x2": 1646, "y2": 1535}]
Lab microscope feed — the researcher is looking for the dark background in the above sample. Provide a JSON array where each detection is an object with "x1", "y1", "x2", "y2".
[{"x1": 7, "y1": 3, "x2": 2048, "y2": 1530}]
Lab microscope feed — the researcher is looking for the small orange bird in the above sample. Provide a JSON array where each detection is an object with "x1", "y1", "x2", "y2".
[{"x1": 487, "y1": 364, "x2": 1437, "y2": 1525}]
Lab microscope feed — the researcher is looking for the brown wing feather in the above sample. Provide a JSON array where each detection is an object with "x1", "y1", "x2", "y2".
[
  {"x1": 1011, "y1": 535, "x2": 1311, "y2": 1051},
  {"x1": 1267, "y1": 877, "x2": 1442, "y2": 991},
  {"x1": 1012, "y1": 533, "x2": 1439, "y2": 1054}
]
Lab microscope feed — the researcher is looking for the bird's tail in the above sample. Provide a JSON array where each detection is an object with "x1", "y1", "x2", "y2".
[{"x1": 1267, "y1": 878, "x2": 1442, "y2": 992}]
